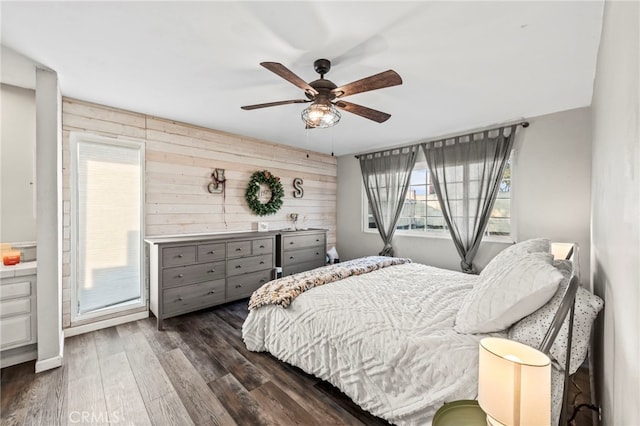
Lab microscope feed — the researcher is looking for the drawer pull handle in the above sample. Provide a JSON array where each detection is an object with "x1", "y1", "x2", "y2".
[
  {"x1": 289, "y1": 256, "x2": 294, "y2": 260},
  {"x1": 208, "y1": 269, "x2": 215, "y2": 273},
  {"x1": 178, "y1": 273, "x2": 184, "y2": 278},
  {"x1": 260, "y1": 261, "x2": 265, "y2": 265},
  {"x1": 316, "y1": 239, "x2": 320, "y2": 242},
  {"x1": 177, "y1": 297, "x2": 183, "y2": 301},
  {"x1": 236, "y1": 248, "x2": 242, "y2": 252},
  {"x1": 316, "y1": 252, "x2": 319, "y2": 255},
  {"x1": 235, "y1": 265, "x2": 242, "y2": 269},
  {"x1": 208, "y1": 290, "x2": 215, "y2": 294},
  {"x1": 208, "y1": 251, "x2": 215, "y2": 254},
  {"x1": 289, "y1": 242, "x2": 294, "y2": 245},
  {"x1": 260, "y1": 279, "x2": 266, "y2": 284},
  {"x1": 178, "y1": 254, "x2": 183, "y2": 258},
  {"x1": 235, "y1": 284, "x2": 242, "y2": 289}
]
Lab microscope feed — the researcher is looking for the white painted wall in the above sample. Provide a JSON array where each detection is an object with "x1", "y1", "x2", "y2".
[
  {"x1": 590, "y1": 1, "x2": 640, "y2": 424},
  {"x1": 1, "y1": 46, "x2": 37, "y2": 90},
  {"x1": 35, "y1": 67, "x2": 64, "y2": 373},
  {"x1": 1, "y1": 84, "x2": 37, "y2": 243},
  {"x1": 337, "y1": 107, "x2": 592, "y2": 280}
]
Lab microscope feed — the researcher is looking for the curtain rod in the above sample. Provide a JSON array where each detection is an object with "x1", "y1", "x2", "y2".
[{"x1": 354, "y1": 120, "x2": 530, "y2": 159}]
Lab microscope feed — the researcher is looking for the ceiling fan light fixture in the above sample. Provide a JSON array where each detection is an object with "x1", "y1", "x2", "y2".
[{"x1": 301, "y1": 103, "x2": 341, "y2": 129}]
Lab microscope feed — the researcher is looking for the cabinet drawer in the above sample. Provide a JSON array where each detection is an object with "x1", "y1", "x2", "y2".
[
  {"x1": 163, "y1": 279, "x2": 225, "y2": 316},
  {"x1": 227, "y1": 241, "x2": 252, "y2": 258},
  {"x1": 283, "y1": 259, "x2": 325, "y2": 277},
  {"x1": 0, "y1": 280, "x2": 31, "y2": 300},
  {"x1": 227, "y1": 270, "x2": 272, "y2": 300},
  {"x1": 227, "y1": 254, "x2": 272, "y2": 277},
  {"x1": 252, "y1": 239, "x2": 273, "y2": 255},
  {"x1": 282, "y1": 234, "x2": 325, "y2": 251},
  {"x1": 197, "y1": 243, "x2": 226, "y2": 262},
  {"x1": 283, "y1": 246, "x2": 325, "y2": 267},
  {"x1": 0, "y1": 315, "x2": 31, "y2": 349},
  {"x1": 162, "y1": 246, "x2": 196, "y2": 267},
  {"x1": 162, "y1": 261, "x2": 225, "y2": 288},
  {"x1": 0, "y1": 298, "x2": 31, "y2": 318}
]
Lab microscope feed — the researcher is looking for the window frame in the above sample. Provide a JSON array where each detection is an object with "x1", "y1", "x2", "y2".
[
  {"x1": 69, "y1": 132, "x2": 147, "y2": 324},
  {"x1": 361, "y1": 152, "x2": 515, "y2": 244}
]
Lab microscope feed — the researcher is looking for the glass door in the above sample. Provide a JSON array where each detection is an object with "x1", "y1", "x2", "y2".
[{"x1": 71, "y1": 134, "x2": 145, "y2": 320}]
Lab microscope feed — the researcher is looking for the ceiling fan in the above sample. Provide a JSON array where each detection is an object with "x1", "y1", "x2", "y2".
[{"x1": 241, "y1": 59, "x2": 402, "y2": 129}]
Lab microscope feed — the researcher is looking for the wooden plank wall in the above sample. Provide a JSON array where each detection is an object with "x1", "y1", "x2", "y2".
[{"x1": 61, "y1": 98, "x2": 337, "y2": 328}]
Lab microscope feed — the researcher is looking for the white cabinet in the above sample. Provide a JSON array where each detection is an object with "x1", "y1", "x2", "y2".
[{"x1": 0, "y1": 272, "x2": 37, "y2": 366}]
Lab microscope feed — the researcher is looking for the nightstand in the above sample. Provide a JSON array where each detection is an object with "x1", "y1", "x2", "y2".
[{"x1": 432, "y1": 400, "x2": 486, "y2": 426}]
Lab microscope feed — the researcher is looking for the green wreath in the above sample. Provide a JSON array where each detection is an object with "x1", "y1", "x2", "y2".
[{"x1": 245, "y1": 170, "x2": 284, "y2": 216}]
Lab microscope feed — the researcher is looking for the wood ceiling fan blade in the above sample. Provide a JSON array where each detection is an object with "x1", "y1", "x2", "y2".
[
  {"x1": 260, "y1": 62, "x2": 319, "y2": 96},
  {"x1": 334, "y1": 100, "x2": 391, "y2": 123},
  {"x1": 332, "y1": 70, "x2": 402, "y2": 98},
  {"x1": 241, "y1": 99, "x2": 310, "y2": 110}
]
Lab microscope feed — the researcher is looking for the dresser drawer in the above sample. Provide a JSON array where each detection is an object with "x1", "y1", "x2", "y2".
[
  {"x1": 163, "y1": 279, "x2": 225, "y2": 316},
  {"x1": 252, "y1": 238, "x2": 273, "y2": 255},
  {"x1": 162, "y1": 261, "x2": 225, "y2": 288},
  {"x1": 0, "y1": 280, "x2": 31, "y2": 300},
  {"x1": 227, "y1": 241, "x2": 252, "y2": 258},
  {"x1": 283, "y1": 246, "x2": 325, "y2": 267},
  {"x1": 282, "y1": 234, "x2": 325, "y2": 251},
  {"x1": 162, "y1": 246, "x2": 196, "y2": 267},
  {"x1": 227, "y1": 254, "x2": 272, "y2": 277},
  {"x1": 0, "y1": 298, "x2": 31, "y2": 318},
  {"x1": 283, "y1": 259, "x2": 325, "y2": 277},
  {"x1": 0, "y1": 315, "x2": 31, "y2": 349},
  {"x1": 197, "y1": 243, "x2": 226, "y2": 262},
  {"x1": 227, "y1": 270, "x2": 272, "y2": 300}
]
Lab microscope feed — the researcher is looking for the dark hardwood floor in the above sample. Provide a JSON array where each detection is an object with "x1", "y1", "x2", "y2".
[
  {"x1": 1, "y1": 300, "x2": 390, "y2": 426},
  {"x1": 1, "y1": 299, "x2": 596, "y2": 426}
]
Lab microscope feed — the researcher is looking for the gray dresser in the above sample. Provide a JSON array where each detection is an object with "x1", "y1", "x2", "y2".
[
  {"x1": 277, "y1": 229, "x2": 327, "y2": 277},
  {"x1": 147, "y1": 232, "x2": 275, "y2": 329}
]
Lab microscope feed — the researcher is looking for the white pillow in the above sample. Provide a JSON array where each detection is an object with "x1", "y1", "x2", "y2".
[
  {"x1": 480, "y1": 238, "x2": 551, "y2": 278},
  {"x1": 508, "y1": 267, "x2": 604, "y2": 374},
  {"x1": 455, "y1": 252, "x2": 563, "y2": 334}
]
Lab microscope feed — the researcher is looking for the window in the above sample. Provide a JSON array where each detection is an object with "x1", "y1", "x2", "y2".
[
  {"x1": 365, "y1": 156, "x2": 512, "y2": 238},
  {"x1": 71, "y1": 133, "x2": 145, "y2": 321}
]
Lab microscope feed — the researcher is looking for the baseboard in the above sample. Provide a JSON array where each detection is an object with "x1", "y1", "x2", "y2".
[
  {"x1": 35, "y1": 354, "x2": 62, "y2": 372},
  {"x1": 34, "y1": 331, "x2": 64, "y2": 373},
  {"x1": 64, "y1": 310, "x2": 149, "y2": 337}
]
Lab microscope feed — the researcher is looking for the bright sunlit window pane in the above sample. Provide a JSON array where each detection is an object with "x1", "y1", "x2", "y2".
[{"x1": 75, "y1": 138, "x2": 144, "y2": 314}]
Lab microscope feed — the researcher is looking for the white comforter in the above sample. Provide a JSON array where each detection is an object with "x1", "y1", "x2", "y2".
[{"x1": 242, "y1": 262, "x2": 503, "y2": 425}]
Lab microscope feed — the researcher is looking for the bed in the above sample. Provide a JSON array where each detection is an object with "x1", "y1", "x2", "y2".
[{"x1": 242, "y1": 239, "x2": 603, "y2": 425}]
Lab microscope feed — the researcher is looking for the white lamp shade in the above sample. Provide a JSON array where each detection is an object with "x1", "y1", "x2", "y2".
[{"x1": 478, "y1": 337, "x2": 551, "y2": 426}]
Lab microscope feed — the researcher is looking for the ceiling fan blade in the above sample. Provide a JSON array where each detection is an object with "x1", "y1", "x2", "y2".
[
  {"x1": 241, "y1": 99, "x2": 310, "y2": 110},
  {"x1": 260, "y1": 62, "x2": 319, "y2": 96},
  {"x1": 332, "y1": 70, "x2": 402, "y2": 98},
  {"x1": 334, "y1": 100, "x2": 391, "y2": 123}
]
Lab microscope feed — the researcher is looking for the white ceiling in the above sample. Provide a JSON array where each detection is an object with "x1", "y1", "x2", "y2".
[{"x1": 1, "y1": 1, "x2": 603, "y2": 156}]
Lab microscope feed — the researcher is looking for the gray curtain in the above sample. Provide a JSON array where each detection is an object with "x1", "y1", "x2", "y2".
[
  {"x1": 359, "y1": 146, "x2": 418, "y2": 256},
  {"x1": 421, "y1": 126, "x2": 516, "y2": 273}
]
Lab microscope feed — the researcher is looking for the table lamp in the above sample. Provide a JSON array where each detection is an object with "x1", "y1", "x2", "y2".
[{"x1": 478, "y1": 337, "x2": 551, "y2": 426}]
